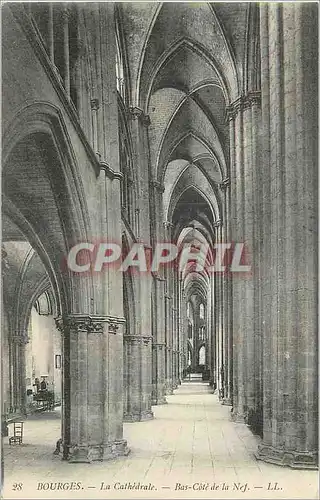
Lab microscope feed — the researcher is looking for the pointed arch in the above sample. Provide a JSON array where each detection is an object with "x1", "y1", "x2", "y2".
[
  {"x1": 135, "y1": 2, "x2": 164, "y2": 107},
  {"x1": 2, "y1": 102, "x2": 96, "y2": 315},
  {"x1": 158, "y1": 130, "x2": 226, "y2": 183},
  {"x1": 244, "y1": 3, "x2": 261, "y2": 93},
  {"x1": 146, "y1": 37, "x2": 229, "y2": 109}
]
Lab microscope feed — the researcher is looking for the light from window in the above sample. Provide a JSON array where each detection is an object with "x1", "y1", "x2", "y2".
[
  {"x1": 199, "y1": 303, "x2": 205, "y2": 319},
  {"x1": 116, "y1": 32, "x2": 125, "y2": 99}
]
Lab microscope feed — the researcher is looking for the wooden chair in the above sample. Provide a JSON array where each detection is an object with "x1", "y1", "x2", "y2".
[{"x1": 9, "y1": 422, "x2": 23, "y2": 444}]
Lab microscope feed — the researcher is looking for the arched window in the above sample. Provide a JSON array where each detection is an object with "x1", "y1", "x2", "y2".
[
  {"x1": 199, "y1": 303, "x2": 205, "y2": 319},
  {"x1": 188, "y1": 320, "x2": 193, "y2": 339},
  {"x1": 199, "y1": 326, "x2": 205, "y2": 341},
  {"x1": 199, "y1": 345, "x2": 206, "y2": 366},
  {"x1": 116, "y1": 29, "x2": 125, "y2": 100},
  {"x1": 119, "y1": 138, "x2": 133, "y2": 225},
  {"x1": 187, "y1": 346, "x2": 192, "y2": 367},
  {"x1": 187, "y1": 302, "x2": 191, "y2": 318},
  {"x1": 27, "y1": 4, "x2": 79, "y2": 109}
]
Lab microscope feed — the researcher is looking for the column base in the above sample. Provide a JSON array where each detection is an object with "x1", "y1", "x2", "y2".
[
  {"x1": 123, "y1": 410, "x2": 154, "y2": 422},
  {"x1": 152, "y1": 385, "x2": 167, "y2": 405},
  {"x1": 152, "y1": 396, "x2": 167, "y2": 405},
  {"x1": 165, "y1": 380, "x2": 174, "y2": 395},
  {"x1": 231, "y1": 409, "x2": 248, "y2": 424},
  {"x1": 67, "y1": 440, "x2": 130, "y2": 463},
  {"x1": 247, "y1": 407, "x2": 263, "y2": 436},
  {"x1": 221, "y1": 397, "x2": 232, "y2": 406},
  {"x1": 256, "y1": 444, "x2": 318, "y2": 470}
]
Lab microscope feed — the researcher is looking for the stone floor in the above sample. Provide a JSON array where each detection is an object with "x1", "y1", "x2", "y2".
[{"x1": 2, "y1": 379, "x2": 318, "y2": 500}]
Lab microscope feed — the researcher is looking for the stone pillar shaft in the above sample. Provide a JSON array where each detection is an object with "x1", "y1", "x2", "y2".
[
  {"x1": 56, "y1": 316, "x2": 129, "y2": 463},
  {"x1": 257, "y1": 4, "x2": 318, "y2": 469},
  {"x1": 152, "y1": 341, "x2": 167, "y2": 405},
  {"x1": 62, "y1": 5, "x2": 70, "y2": 97},
  {"x1": 123, "y1": 335, "x2": 153, "y2": 421},
  {"x1": 151, "y1": 276, "x2": 167, "y2": 404},
  {"x1": 126, "y1": 108, "x2": 154, "y2": 420},
  {"x1": 228, "y1": 90, "x2": 262, "y2": 424},
  {"x1": 164, "y1": 222, "x2": 174, "y2": 394},
  {"x1": 213, "y1": 221, "x2": 223, "y2": 395},
  {"x1": 11, "y1": 334, "x2": 28, "y2": 415},
  {"x1": 149, "y1": 178, "x2": 167, "y2": 405},
  {"x1": 220, "y1": 178, "x2": 232, "y2": 406}
]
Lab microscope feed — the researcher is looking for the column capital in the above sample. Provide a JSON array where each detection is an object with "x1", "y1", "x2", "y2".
[
  {"x1": 90, "y1": 98, "x2": 100, "y2": 111},
  {"x1": 62, "y1": 4, "x2": 72, "y2": 20},
  {"x1": 108, "y1": 316, "x2": 126, "y2": 335},
  {"x1": 124, "y1": 334, "x2": 152, "y2": 345},
  {"x1": 99, "y1": 161, "x2": 123, "y2": 181},
  {"x1": 225, "y1": 91, "x2": 261, "y2": 121},
  {"x1": 152, "y1": 272, "x2": 166, "y2": 282},
  {"x1": 163, "y1": 220, "x2": 173, "y2": 229},
  {"x1": 213, "y1": 219, "x2": 222, "y2": 228},
  {"x1": 219, "y1": 177, "x2": 230, "y2": 190},
  {"x1": 152, "y1": 342, "x2": 166, "y2": 350},
  {"x1": 11, "y1": 333, "x2": 29, "y2": 345},
  {"x1": 55, "y1": 315, "x2": 125, "y2": 335},
  {"x1": 128, "y1": 106, "x2": 150, "y2": 126},
  {"x1": 243, "y1": 90, "x2": 261, "y2": 109},
  {"x1": 150, "y1": 180, "x2": 165, "y2": 194}
]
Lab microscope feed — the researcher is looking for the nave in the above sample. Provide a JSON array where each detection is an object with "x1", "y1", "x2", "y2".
[
  {"x1": 3, "y1": 378, "x2": 318, "y2": 500},
  {"x1": 2, "y1": 0, "x2": 318, "y2": 479}
]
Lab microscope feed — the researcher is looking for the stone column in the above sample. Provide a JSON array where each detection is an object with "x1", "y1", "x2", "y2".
[
  {"x1": 152, "y1": 342, "x2": 167, "y2": 405},
  {"x1": 220, "y1": 178, "x2": 233, "y2": 406},
  {"x1": 164, "y1": 296, "x2": 173, "y2": 394},
  {"x1": 62, "y1": 5, "x2": 70, "y2": 98},
  {"x1": 177, "y1": 279, "x2": 185, "y2": 382},
  {"x1": 227, "y1": 90, "x2": 261, "y2": 424},
  {"x1": 172, "y1": 308, "x2": 178, "y2": 389},
  {"x1": 163, "y1": 221, "x2": 174, "y2": 394},
  {"x1": 11, "y1": 333, "x2": 28, "y2": 415},
  {"x1": 209, "y1": 275, "x2": 216, "y2": 389},
  {"x1": 212, "y1": 220, "x2": 223, "y2": 395},
  {"x1": 127, "y1": 108, "x2": 154, "y2": 421},
  {"x1": 171, "y1": 273, "x2": 179, "y2": 387},
  {"x1": 256, "y1": 3, "x2": 318, "y2": 468},
  {"x1": 174, "y1": 278, "x2": 180, "y2": 385},
  {"x1": 218, "y1": 222, "x2": 224, "y2": 399},
  {"x1": 228, "y1": 102, "x2": 244, "y2": 419},
  {"x1": 55, "y1": 315, "x2": 129, "y2": 462},
  {"x1": 123, "y1": 334, "x2": 153, "y2": 421},
  {"x1": 150, "y1": 181, "x2": 167, "y2": 405},
  {"x1": 206, "y1": 276, "x2": 213, "y2": 384},
  {"x1": 151, "y1": 274, "x2": 167, "y2": 405},
  {"x1": 179, "y1": 287, "x2": 188, "y2": 378},
  {"x1": 242, "y1": 92, "x2": 262, "y2": 429}
]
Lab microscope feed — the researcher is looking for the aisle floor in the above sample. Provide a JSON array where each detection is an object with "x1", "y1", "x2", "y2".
[{"x1": 2, "y1": 380, "x2": 318, "y2": 499}]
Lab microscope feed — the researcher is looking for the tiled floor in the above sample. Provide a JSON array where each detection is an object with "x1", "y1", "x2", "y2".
[{"x1": 2, "y1": 380, "x2": 318, "y2": 500}]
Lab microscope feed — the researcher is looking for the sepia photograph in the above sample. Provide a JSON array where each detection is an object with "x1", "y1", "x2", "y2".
[{"x1": 1, "y1": 1, "x2": 318, "y2": 499}]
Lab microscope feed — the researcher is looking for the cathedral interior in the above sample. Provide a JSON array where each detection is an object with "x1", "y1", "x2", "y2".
[{"x1": 1, "y1": 2, "x2": 318, "y2": 496}]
